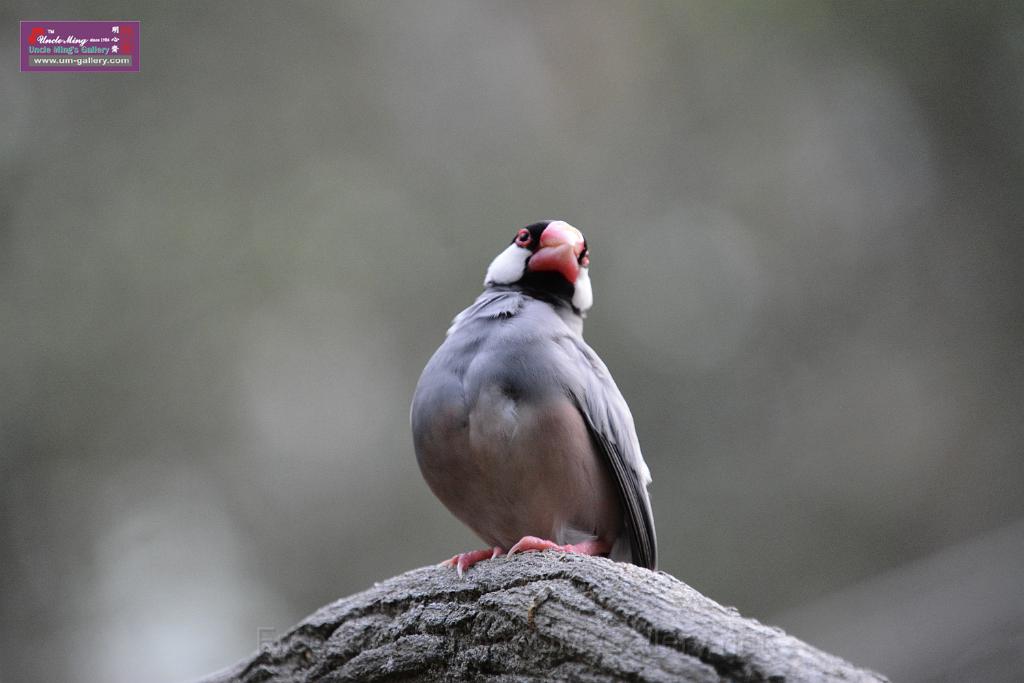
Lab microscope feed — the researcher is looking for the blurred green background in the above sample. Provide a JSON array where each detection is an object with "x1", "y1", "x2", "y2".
[{"x1": 2, "y1": 2, "x2": 1023, "y2": 681}]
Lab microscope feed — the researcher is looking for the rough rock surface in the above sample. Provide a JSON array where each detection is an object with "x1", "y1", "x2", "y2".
[{"x1": 200, "y1": 552, "x2": 887, "y2": 682}]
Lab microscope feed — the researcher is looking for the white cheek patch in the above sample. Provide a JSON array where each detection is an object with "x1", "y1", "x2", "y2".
[
  {"x1": 572, "y1": 267, "x2": 593, "y2": 312},
  {"x1": 484, "y1": 243, "x2": 530, "y2": 286}
]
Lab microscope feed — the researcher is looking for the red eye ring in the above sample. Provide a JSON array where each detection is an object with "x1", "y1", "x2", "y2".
[
  {"x1": 515, "y1": 229, "x2": 532, "y2": 246},
  {"x1": 580, "y1": 250, "x2": 590, "y2": 267}
]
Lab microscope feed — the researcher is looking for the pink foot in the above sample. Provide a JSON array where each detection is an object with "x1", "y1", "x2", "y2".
[
  {"x1": 507, "y1": 535, "x2": 611, "y2": 557},
  {"x1": 441, "y1": 546, "x2": 505, "y2": 577}
]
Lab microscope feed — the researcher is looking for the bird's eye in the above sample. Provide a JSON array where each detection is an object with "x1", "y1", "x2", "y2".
[
  {"x1": 515, "y1": 229, "x2": 532, "y2": 247},
  {"x1": 580, "y1": 247, "x2": 590, "y2": 267}
]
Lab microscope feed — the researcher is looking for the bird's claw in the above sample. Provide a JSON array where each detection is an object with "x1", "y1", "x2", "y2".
[
  {"x1": 442, "y1": 546, "x2": 505, "y2": 577},
  {"x1": 507, "y1": 535, "x2": 611, "y2": 557},
  {"x1": 508, "y1": 535, "x2": 565, "y2": 555}
]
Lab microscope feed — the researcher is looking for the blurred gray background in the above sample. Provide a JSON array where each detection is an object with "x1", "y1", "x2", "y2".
[{"x1": 2, "y1": 2, "x2": 1023, "y2": 682}]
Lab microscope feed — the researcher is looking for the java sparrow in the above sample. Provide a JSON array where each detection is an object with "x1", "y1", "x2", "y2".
[{"x1": 410, "y1": 221, "x2": 657, "y2": 575}]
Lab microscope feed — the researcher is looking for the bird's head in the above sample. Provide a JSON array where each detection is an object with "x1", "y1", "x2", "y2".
[{"x1": 483, "y1": 220, "x2": 593, "y2": 314}]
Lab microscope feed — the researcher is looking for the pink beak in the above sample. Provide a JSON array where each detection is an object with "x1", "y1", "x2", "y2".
[{"x1": 527, "y1": 222, "x2": 585, "y2": 283}]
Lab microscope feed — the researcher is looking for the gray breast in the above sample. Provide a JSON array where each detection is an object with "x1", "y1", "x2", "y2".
[{"x1": 410, "y1": 291, "x2": 622, "y2": 551}]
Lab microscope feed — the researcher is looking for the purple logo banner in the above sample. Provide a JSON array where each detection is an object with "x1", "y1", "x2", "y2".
[{"x1": 21, "y1": 21, "x2": 140, "y2": 72}]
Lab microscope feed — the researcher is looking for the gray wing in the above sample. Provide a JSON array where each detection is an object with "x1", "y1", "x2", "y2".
[{"x1": 560, "y1": 335, "x2": 657, "y2": 570}]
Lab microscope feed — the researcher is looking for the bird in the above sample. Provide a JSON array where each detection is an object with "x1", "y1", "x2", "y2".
[{"x1": 410, "y1": 220, "x2": 657, "y2": 576}]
